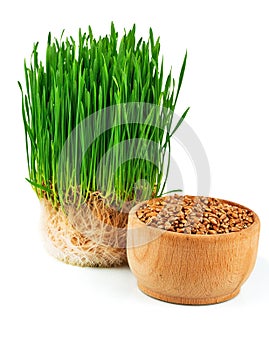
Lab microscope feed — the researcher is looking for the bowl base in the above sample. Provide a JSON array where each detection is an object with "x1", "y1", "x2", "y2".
[{"x1": 138, "y1": 283, "x2": 240, "y2": 305}]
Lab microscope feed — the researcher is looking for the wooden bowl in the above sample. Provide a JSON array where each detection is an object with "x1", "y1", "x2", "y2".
[{"x1": 127, "y1": 197, "x2": 260, "y2": 305}]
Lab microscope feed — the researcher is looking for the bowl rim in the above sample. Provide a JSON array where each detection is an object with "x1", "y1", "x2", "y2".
[{"x1": 128, "y1": 195, "x2": 260, "y2": 240}]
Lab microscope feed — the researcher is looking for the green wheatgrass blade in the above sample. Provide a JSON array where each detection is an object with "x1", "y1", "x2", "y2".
[
  {"x1": 26, "y1": 178, "x2": 52, "y2": 193},
  {"x1": 173, "y1": 50, "x2": 188, "y2": 107},
  {"x1": 170, "y1": 106, "x2": 190, "y2": 137},
  {"x1": 19, "y1": 23, "x2": 188, "y2": 207}
]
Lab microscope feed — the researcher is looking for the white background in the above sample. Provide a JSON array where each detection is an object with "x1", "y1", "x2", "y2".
[{"x1": 1, "y1": 0, "x2": 269, "y2": 349}]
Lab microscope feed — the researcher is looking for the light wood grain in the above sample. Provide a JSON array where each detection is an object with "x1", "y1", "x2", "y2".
[{"x1": 127, "y1": 197, "x2": 260, "y2": 305}]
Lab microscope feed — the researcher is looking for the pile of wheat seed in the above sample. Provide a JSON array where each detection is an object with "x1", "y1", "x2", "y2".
[{"x1": 136, "y1": 195, "x2": 254, "y2": 234}]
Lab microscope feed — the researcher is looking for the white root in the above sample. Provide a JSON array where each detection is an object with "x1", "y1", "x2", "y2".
[{"x1": 40, "y1": 194, "x2": 129, "y2": 267}]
